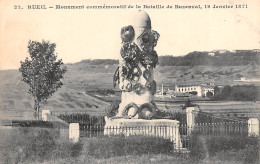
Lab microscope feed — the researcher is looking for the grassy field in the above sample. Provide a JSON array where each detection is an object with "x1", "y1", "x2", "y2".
[
  {"x1": 0, "y1": 68, "x2": 110, "y2": 120},
  {"x1": 155, "y1": 64, "x2": 260, "y2": 86},
  {"x1": 38, "y1": 155, "x2": 249, "y2": 164},
  {"x1": 1, "y1": 127, "x2": 258, "y2": 164},
  {"x1": 0, "y1": 61, "x2": 259, "y2": 120}
]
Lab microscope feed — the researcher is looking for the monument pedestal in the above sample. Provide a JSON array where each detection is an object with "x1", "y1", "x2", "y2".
[{"x1": 104, "y1": 116, "x2": 183, "y2": 149}]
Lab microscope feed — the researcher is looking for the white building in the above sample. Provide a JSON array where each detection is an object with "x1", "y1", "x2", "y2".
[
  {"x1": 175, "y1": 82, "x2": 214, "y2": 97},
  {"x1": 208, "y1": 52, "x2": 215, "y2": 56},
  {"x1": 212, "y1": 49, "x2": 229, "y2": 54},
  {"x1": 201, "y1": 85, "x2": 214, "y2": 97}
]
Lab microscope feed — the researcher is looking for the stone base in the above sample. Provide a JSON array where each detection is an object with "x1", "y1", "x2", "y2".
[{"x1": 104, "y1": 117, "x2": 182, "y2": 149}]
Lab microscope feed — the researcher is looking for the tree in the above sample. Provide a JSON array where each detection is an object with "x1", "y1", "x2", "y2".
[
  {"x1": 184, "y1": 98, "x2": 196, "y2": 107},
  {"x1": 221, "y1": 85, "x2": 232, "y2": 99},
  {"x1": 214, "y1": 86, "x2": 220, "y2": 95},
  {"x1": 19, "y1": 40, "x2": 67, "y2": 119},
  {"x1": 206, "y1": 91, "x2": 213, "y2": 98},
  {"x1": 189, "y1": 91, "x2": 198, "y2": 95},
  {"x1": 106, "y1": 100, "x2": 120, "y2": 117}
]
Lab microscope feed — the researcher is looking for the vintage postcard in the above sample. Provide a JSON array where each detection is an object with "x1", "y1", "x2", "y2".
[{"x1": 0, "y1": 0, "x2": 259, "y2": 163}]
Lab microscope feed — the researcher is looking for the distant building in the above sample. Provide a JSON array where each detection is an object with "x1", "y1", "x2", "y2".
[
  {"x1": 175, "y1": 81, "x2": 214, "y2": 97},
  {"x1": 201, "y1": 85, "x2": 214, "y2": 97},
  {"x1": 208, "y1": 52, "x2": 215, "y2": 56},
  {"x1": 241, "y1": 77, "x2": 247, "y2": 81},
  {"x1": 252, "y1": 49, "x2": 260, "y2": 53},
  {"x1": 212, "y1": 49, "x2": 229, "y2": 54},
  {"x1": 234, "y1": 77, "x2": 260, "y2": 83}
]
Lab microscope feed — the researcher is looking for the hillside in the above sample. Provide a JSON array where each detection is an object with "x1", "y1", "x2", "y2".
[
  {"x1": 45, "y1": 59, "x2": 260, "y2": 91},
  {"x1": 159, "y1": 50, "x2": 260, "y2": 66},
  {"x1": 1, "y1": 52, "x2": 260, "y2": 120},
  {"x1": 155, "y1": 65, "x2": 260, "y2": 87},
  {"x1": 68, "y1": 50, "x2": 260, "y2": 67}
]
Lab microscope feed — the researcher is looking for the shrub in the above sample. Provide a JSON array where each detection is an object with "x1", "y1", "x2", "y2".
[
  {"x1": 189, "y1": 133, "x2": 207, "y2": 160},
  {"x1": 155, "y1": 110, "x2": 186, "y2": 124},
  {"x1": 58, "y1": 114, "x2": 104, "y2": 126},
  {"x1": 213, "y1": 144, "x2": 259, "y2": 163},
  {"x1": 82, "y1": 135, "x2": 174, "y2": 158},
  {"x1": 0, "y1": 127, "x2": 83, "y2": 163},
  {"x1": 155, "y1": 110, "x2": 175, "y2": 119},
  {"x1": 189, "y1": 91, "x2": 197, "y2": 95},
  {"x1": 105, "y1": 101, "x2": 120, "y2": 117},
  {"x1": 189, "y1": 132, "x2": 259, "y2": 162},
  {"x1": 0, "y1": 127, "x2": 58, "y2": 163},
  {"x1": 184, "y1": 99, "x2": 197, "y2": 107},
  {"x1": 206, "y1": 92, "x2": 213, "y2": 98},
  {"x1": 53, "y1": 139, "x2": 83, "y2": 158}
]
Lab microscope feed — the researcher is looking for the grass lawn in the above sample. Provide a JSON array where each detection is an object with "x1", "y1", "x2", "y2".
[{"x1": 34, "y1": 154, "x2": 246, "y2": 164}]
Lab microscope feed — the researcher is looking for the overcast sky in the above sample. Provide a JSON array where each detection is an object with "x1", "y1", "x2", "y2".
[{"x1": 0, "y1": 0, "x2": 260, "y2": 70}]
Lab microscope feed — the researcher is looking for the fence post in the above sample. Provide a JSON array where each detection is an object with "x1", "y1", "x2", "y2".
[
  {"x1": 42, "y1": 110, "x2": 51, "y2": 121},
  {"x1": 186, "y1": 106, "x2": 199, "y2": 135},
  {"x1": 248, "y1": 118, "x2": 259, "y2": 137},
  {"x1": 69, "y1": 123, "x2": 80, "y2": 142}
]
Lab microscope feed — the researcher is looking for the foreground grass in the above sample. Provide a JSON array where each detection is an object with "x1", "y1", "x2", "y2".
[
  {"x1": 33, "y1": 154, "x2": 246, "y2": 164},
  {"x1": 0, "y1": 127, "x2": 259, "y2": 164}
]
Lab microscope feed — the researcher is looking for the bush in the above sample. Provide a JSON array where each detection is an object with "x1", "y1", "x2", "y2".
[
  {"x1": 58, "y1": 114, "x2": 104, "y2": 126},
  {"x1": 0, "y1": 127, "x2": 82, "y2": 163},
  {"x1": 54, "y1": 139, "x2": 83, "y2": 158},
  {"x1": 189, "y1": 133, "x2": 207, "y2": 160},
  {"x1": 189, "y1": 132, "x2": 259, "y2": 162},
  {"x1": 105, "y1": 101, "x2": 119, "y2": 117},
  {"x1": 155, "y1": 110, "x2": 186, "y2": 124},
  {"x1": 214, "y1": 145, "x2": 259, "y2": 163},
  {"x1": 0, "y1": 127, "x2": 58, "y2": 163},
  {"x1": 82, "y1": 135, "x2": 174, "y2": 158},
  {"x1": 189, "y1": 91, "x2": 198, "y2": 95},
  {"x1": 2, "y1": 127, "x2": 258, "y2": 163},
  {"x1": 184, "y1": 99, "x2": 197, "y2": 107},
  {"x1": 206, "y1": 92, "x2": 213, "y2": 98}
]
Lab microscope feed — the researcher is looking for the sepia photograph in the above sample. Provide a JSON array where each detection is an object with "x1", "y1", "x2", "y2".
[{"x1": 0, "y1": 0, "x2": 259, "y2": 163}]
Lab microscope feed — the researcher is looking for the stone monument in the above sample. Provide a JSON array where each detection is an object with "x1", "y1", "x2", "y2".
[
  {"x1": 106, "y1": 10, "x2": 182, "y2": 149},
  {"x1": 115, "y1": 10, "x2": 159, "y2": 119}
]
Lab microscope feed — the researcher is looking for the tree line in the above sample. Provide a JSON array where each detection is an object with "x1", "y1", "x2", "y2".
[
  {"x1": 212, "y1": 85, "x2": 259, "y2": 101},
  {"x1": 159, "y1": 51, "x2": 259, "y2": 66},
  {"x1": 159, "y1": 51, "x2": 260, "y2": 66},
  {"x1": 80, "y1": 59, "x2": 118, "y2": 65},
  {"x1": 78, "y1": 50, "x2": 259, "y2": 66}
]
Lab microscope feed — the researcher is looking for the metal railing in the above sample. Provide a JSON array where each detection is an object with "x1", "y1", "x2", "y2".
[
  {"x1": 1, "y1": 118, "x2": 254, "y2": 153},
  {"x1": 76, "y1": 122, "x2": 250, "y2": 151}
]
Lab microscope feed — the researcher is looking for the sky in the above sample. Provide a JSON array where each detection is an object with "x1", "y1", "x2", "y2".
[{"x1": 0, "y1": 0, "x2": 260, "y2": 70}]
